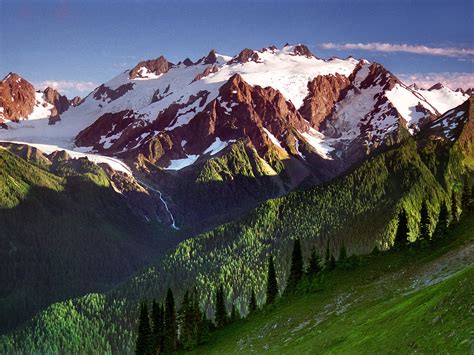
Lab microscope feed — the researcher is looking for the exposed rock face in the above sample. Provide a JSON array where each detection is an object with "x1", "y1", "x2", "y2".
[
  {"x1": 199, "y1": 49, "x2": 218, "y2": 65},
  {"x1": 299, "y1": 74, "x2": 351, "y2": 129},
  {"x1": 182, "y1": 58, "x2": 194, "y2": 67},
  {"x1": 292, "y1": 44, "x2": 314, "y2": 58},
  {"x1": 70, "y1": 96, "x2": 82, "y2": 107},
  {"x1": 129, "y1": 56, "x2": 171, "y2": 79},
  {"x1": 43, "y1": 87, "x2": 70, "y2": 114},
  {"x1": 93, "y1": 83, "x2": 134, "y2": 102},
  {"x1": 228, "y1": 48, "x2": 260, "y2": 64},
  {"x1": 0, "y1": 72, "x2": 36, "y2": 121},
  {"x1": 192, "y1": 65, "x2": 219, "y2": 82}
]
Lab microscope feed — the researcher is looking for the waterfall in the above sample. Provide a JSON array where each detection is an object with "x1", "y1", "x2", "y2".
[{"x1": 138, "y1": 180, "x2": 179, "y2": 230}]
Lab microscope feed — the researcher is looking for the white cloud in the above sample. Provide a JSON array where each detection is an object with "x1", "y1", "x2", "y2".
[
  {"x1": 397, "y1": 72, "x2": 474, "y2": 90},
  {"x1": 320, "y1": 42, "x2": 474, "y2": 58},
  {"x1": 34, "y1": 80, "x2": 98, "y2": 95}
]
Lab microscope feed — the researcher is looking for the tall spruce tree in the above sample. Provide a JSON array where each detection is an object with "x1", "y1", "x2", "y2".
[
  {"x1": 135, "y1": 302, "x2": 152, "y2": 355},
  {"x1": 230, "y1": 304, "x2": 240, "y2": 323},
  {"x1": 461, "y1": 179, "x2": 473, "y2": 214},
  {"x1": 248, "y1": 289, "x2": 257, "y2": 314},
  {"x1": 434, "y1": 203, "x2": 449, "y2": 239},
  {"x1": 307, "y1": 248, "x2": 322, "y2": 276},
  {"x1": 285, "y1": 239, "x2": 304, "y2": 294},
  {"x1": 451, "y1": 190, "x2": 458, "y2": 223},
  {"x1": 151, "y1": 300, "x2": 164, "y2": 353},
  {"x1": 394, "y1": 208, "x2": 409, "y2": 249},
  {"x1": 190, "y1": 288, "x2": 202, "y2": 348},
  {"x1": 419, "y1": 201, "x2": 431, "y2": 242},
  {"x1": 163, "y1": 288, "x2": 177, "y2": 352},
  {"x1": 266, "y1": 255, "x2": 278, "y2": 305},
  {"x1": 215, "y1": 284, "x2": 227, "y2": 328}
]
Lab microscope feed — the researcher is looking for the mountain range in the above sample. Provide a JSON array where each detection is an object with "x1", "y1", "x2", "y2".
[{"x1": 0, "y1": 43, "x2": 472, "y2": 352}]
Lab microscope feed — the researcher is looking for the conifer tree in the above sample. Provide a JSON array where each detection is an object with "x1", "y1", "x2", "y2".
[
  {"x1": 135, "y1": 302, "x2": 152, "y2": 355},
  {"x1": 266, "y1": 255, "x2": 278, "y2": 305},
  {"x1": 324, "y1": 240, "x2": 331, "y2": 268},
  {"x1": 394, "y1": 208, "x2": 409, "y2": 249},
  {"x1": 215, "y1": 284, "x2": 227, "y2": 328},
  {"x1": 248, "y1": 289, "x2": 257, "y2": 314},
  {"x1": 230, "y1": 304, "x2": 240, "y2": 323},
  {"x1": 178, "y1": 290, "x2": 193, "y2": 350},
  {"x1": 461, "y1": 179, "x2": 473, "y2": 214},
  {"x1": 328, "y1": 254, "x2": 337, "y2": 271},
  {"x1": 307, "y1": 248, "x2": 322, "y2": 276},
  {"x1": 190, "y1": 288, "x2": 202, "y2": 348},
  {"x1": 163, "y1": 288, "x2": 177, "y2": 352},
  {"x1": 338, "y1": 244, "x2": 348, "y2": 269},
  {"x1": 285, "y1": 239, "x2": 304, "y2": 294},
  {"x1": 434, "y1": 203, "x2": 449, "y2": 239},
  {"x1": 419, "y1": 201, "x2": 431, "y2": 243},
  {"x1": 151, "y1": 300, "x2": 164, "y2": 353},
  {"x1": 451, "y1": 190, "x2": 458, "y2": 223}
]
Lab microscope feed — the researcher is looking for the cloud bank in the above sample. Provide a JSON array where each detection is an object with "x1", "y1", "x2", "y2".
[
  {"x1": 34, "y1": 80, "x2": 98, "y2": 95},
  {"x1": 397, "y1": 72, "x2": 474, "y2": 90},
  {"x1": 321, "y1": 42, "x2": 474, "y2": 58}
]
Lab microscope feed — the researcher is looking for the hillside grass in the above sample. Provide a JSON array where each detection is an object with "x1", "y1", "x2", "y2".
[{"x1": 191, "y1": 216, "x2": 474, "y2": 354}]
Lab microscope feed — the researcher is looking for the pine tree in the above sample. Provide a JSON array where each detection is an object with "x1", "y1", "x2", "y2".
[
  {"x1": 307, "y1": 248, "x2": 322, "y2": 276},
  {"x1": 266, "y1": 255, "x2": 278, "y2": 305},
  {"x1": 461, "y1": 179, "x2": 473, "y2": 214},
  {"x1": 434, "y1": 203, "x2": 449, "y2": 239},
  {"x1": 214, "y1": 284, "x2": 227, "y2": 328},
  {"x1": 394, "y1": 208, "x2": 409, "y2": 249},
  {"x1": 230, "y1": 304, "x2": 240, "y2": 323},
  {"x1": 179, "y1": 290, "x2": 195, "y2": 350},
  {"x1": 248, "y1": 289, "x2": 257, "y2": 314},
  {"x1": 285, "y1": 239, "x2": 304, "y2": 294},
  {"x1": 190, "y1": 288, "x2": 202, "y2": 348},
  {"x1": 163, "y1": 288, "x2": 177, "y2": 352},
  {"x1": 199, "y1": 311, "x2": 211, "y2": 345},
  {"x1": 419, "y1": 201, "x2": 431, "y2": 243},
  {"x1": 135, "y1": 302, "x2": 152, "y2": 355},
  {"x1": 151, "y1": 300, "x2": 164, "y2": 353},
  {"x1": 451, "y1": 190, "x2": 458, "y2": 224},
  {"x1": 338, "y1": 244, "x2": 348, "y2": 269}
]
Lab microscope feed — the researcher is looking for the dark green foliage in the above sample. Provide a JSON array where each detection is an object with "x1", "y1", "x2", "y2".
[
  {"x1": 285, "y1": 239, "x2": 304, "y2": 294},
  {"x1": 215, "y1": 285, "x2": 227, "y2": 328},
  {"x1": 163, "y1": 288, "x2": 177, "y2": 352},
  {"x1": 451, "y1": 190, "x2": 459, "y2": 223},
  {"x1": 328, "y1": 255, "x2": 337, "y2": 271},
  {"x1": 230, "y1": 304, "x2": 240, "y2": 323},
  {"x1": 419, "y1": 201, "x2": 431, "y2": 242},
  {"x1": 266, "y1": 256, "x2": 278, "y2": 305},
  {"x1": 337, "y1": 245, "x2": 349, "y2": 269},
  {"x1": 4, "y1": 136, "x2": 471, "y2": 353},
  {"x1": 135, "y1": 303, "x2": 152, "y2": 355},
  {"x1": 307, "y1": 248, "x2": 322, "y2": 276},
  {"x1": 324, "y1": 241, "x2": 331, "y2": 268},
  {"x1": 434, "y1": 203, "x2": 450, "y2": 239},
  {"x1": 151, "y1": 300, "x2": 164, "y2": 353},
  {"x1": 461, "y1": 178, "x2": 473, "y2": 213},
  {"x1": 248, "y1": 290, "x2": 257, "y2": 314},
  {"x1": 178, "y1": 289, "x2": 201, "y2": 350},
  {"x1": 394, "y1": 209, "x2": 410, "y2": 249}
]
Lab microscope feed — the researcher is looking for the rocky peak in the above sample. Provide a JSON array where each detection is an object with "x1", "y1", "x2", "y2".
[
  {"x1": 70, "y1": 96, "x2": 82, "y2": 107},
  {"x1": 429, "y1": 83, "x2": 445, "y2": 91},
  {"x1": 350, "y1": 61, "x2": 399, "y2": 90},
  {"x1": 129, "y1": 56, "x2": 171, "y2": 79},
  {"x1": 197, "y1": 49, "x2": 218, "y2": 65},
  {"x1": 228, "y1": 48, "x2": 260, "y2": 64},
  {"x1": 43, "y1": 86, "x2": 70, "y2": 115},
  {"x1": 292, "y1": 44, "x2": 314, "y2": 58},
  {"x1": 0, "y1": 72, "x2": 36, "y2": 121},
  {"x1": 182, "y1": 58, "x2": 194, "y2": 67}
]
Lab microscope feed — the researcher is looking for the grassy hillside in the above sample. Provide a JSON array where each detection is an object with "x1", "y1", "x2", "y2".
[
  {"x1": 0, "y1": 148, "x2": 174, "y2": 333},
  {"x1": 1, "y1": 130, "x2": 471, "y2": 352},
  {"x1": 191, "y1": 216, "x2": 474, "y2": 354}
]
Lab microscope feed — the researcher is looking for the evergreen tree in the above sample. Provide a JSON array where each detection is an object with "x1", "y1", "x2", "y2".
[
  {"x1": 248, "y1": 289, "x2": 257, "y2": 314},
  {"x1": 338, "y1": 244, "x2": 348, "y2": 269},
  {"x1": 393, "y1": 208, "x2": 409, "y2": 249},
  {"x1": 324, "y1": 240, "x2": 331, "y2": 268},
  {"x1": 434, "y1": 203, "x2": 449, "y2": 239},
  {"x1": 266, "y1": 255, "x2": 278, "y2": 305},
  {"x1": 451, "y1": 190, "x2": 458, "y2": 223},
  {"x1": 285, "y1": 239, "x2": 304, "y2": 294},
  {"x1": 190, "y1": 288, "x2": 202, "y2": 348},
  {"x1": 198, "y1": 312, "x2": 211, "y2": 345},
  {"x1": 163, "y1": 288, "x2": 177, "y2": 352},
  {"x1": 135, "y1": 302, "x2": 153, "y2": 355},
  {"x1": 461, "y1": 179, "x2": 473, "y2": 214},
  {"x1": 214, "y1": 284, "x2": 227, "y2": 328},
  {"x1": 230, "y1": 304, "x2": 240, "y2": 323},
  {"x1": 419, "y1": 201, "x2": 431, "y2": 243},
  {"x1": 151, "y1": 300, "x2": 164, "y2": 353},
  {"x1": 328, "y1": 255, "x2": 337, "y2": 271},
  {"x1": 307, "y1": 248, "x2": 322, "y2": 276},
  {"x1": 178, "y1": 290, "x2": 194, "y2": 350}
]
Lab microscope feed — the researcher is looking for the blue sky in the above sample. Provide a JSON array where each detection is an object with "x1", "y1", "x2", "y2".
[{"x1": 1, "y1": 0, "x2": 473, "y2": 97}]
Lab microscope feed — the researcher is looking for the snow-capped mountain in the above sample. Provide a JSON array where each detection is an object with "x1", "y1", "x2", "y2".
[{"x1": 0, "y1": 44, "x2": 470, "y2": 229}]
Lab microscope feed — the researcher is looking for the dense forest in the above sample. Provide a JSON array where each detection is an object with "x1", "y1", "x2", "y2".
[{"x1": 1, "y1": 122, "x2": 472, "y2": 353}]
